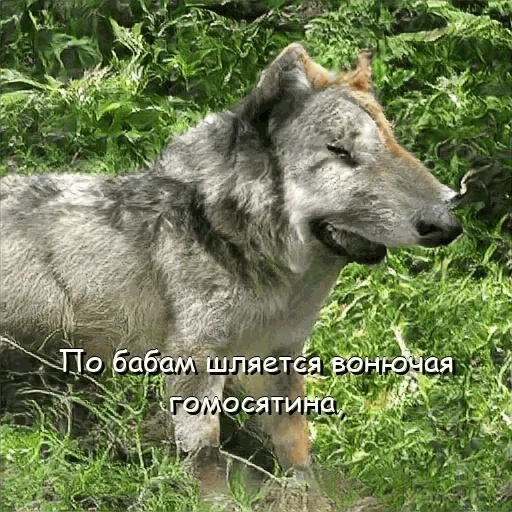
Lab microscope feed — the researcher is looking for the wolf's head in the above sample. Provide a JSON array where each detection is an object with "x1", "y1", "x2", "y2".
[{"x1": 236, "y1": 43, "x2": 462, "y2": 264}]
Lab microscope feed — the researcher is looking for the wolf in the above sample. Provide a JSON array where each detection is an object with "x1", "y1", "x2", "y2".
[{"x1": 0, "y1": 43, "x2": 462, "y2": 485}]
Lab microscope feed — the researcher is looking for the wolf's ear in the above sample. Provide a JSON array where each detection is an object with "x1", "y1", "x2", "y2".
[
  {"x1": 335, "y1": 50, "x2": 373, "y2": 92},
  {"x1": 256, "y1": 42, "x2": 335, "y2": 91},
  {"x1": 235, "y1": 43, "x2": 332, "y2": 132}
]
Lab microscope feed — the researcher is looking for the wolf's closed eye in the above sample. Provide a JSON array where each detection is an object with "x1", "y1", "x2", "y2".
[{"x1": 326, "y1": 142, "x2": 354, "y2": 162}]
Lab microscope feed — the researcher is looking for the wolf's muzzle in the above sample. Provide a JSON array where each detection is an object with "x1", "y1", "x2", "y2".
[{"x1": 415, "y1": 214, "x2": 463, "y2": 247}]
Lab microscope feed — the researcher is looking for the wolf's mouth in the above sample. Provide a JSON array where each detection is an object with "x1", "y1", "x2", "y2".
[{"x1": 311, "y1": 221, "x2": 387, "y2": 264}]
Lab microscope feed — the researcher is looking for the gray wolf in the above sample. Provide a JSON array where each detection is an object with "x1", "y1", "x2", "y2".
[{"x1": 0, "y1": 43, "x2": 462, "y2": 485}]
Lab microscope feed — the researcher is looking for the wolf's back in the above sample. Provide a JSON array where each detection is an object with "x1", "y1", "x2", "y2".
[{"x1": 0, "y1": 172, "x2": 171, "y2": 355}]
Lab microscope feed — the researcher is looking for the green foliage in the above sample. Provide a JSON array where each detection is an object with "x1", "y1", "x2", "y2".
[
  {"x1": 308, "y1": 247, "x2": 512, "y2": 511},
  {"x1": 0, "y1": 1, "x2": 301, "y2": 172},
  {"x1": 1, "y1": 1, "x2": 511, "y2": 511},
  {"x1": 0, "y1": 422, "x2": 199, "y2": 511}
]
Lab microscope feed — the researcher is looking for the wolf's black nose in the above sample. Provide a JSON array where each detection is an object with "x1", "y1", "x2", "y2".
[{"x1": 416, "y1": 215, "x2": 463, "y2": 247}]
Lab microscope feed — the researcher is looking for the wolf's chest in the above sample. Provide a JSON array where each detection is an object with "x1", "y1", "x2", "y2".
[{"x1": 233, "y1": 263, "x2": 341, "y2": 358}]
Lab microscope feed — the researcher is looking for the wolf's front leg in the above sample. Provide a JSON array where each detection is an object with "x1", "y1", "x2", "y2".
[
  {"x1": 166, "y1": 370, "x2": 226, "y2": 485},
  {"x1": 242, "y1": 370, "x2": 311, "y2": 476}
]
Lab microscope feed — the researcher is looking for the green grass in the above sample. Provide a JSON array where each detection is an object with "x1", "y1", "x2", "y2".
[
  {"x1": 0, "y1": 423, "x2": 200, "y2": 511},
  {"x1": 1, "y1": 1, "x2": 511, "y2": 511}
]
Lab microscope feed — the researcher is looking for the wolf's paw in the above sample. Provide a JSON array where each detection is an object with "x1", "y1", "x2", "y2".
[
  {"x1": 255, "y1": 473, "x2": 333, "y2": 512},
  {"x1": 182, "y1": 446, "x2": 230, "y2": 496}
]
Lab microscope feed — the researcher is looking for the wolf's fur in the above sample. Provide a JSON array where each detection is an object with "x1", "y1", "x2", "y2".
[{"x1": 0, "y1": 44, "x2": 462, "y2": 480}]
